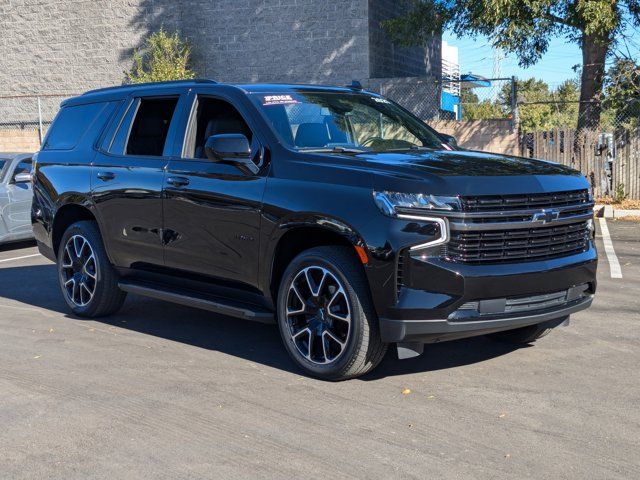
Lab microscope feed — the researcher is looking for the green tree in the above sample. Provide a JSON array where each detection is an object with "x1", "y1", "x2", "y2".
[
  {"x1": 125, "y1": 28, "x2": 196, "y2": 84},
  {"x1": 510, "y1": 78, "x2": 580, "y2": 132},
  {"x1": 512, "y1": 78, "x2": 554, "y2": 132},
  {"x1": 383, "y1": 0, "x2": 640, "y2": 133},
  {"x1": 603, "y1": 58, "x2": 640, "y2": 129},
  {"x1": 552, "y1": 79, "x2": 581, "y2": 128},
  {"x1": 459, "y1": 88, "x2": 505, "y2": 120}
]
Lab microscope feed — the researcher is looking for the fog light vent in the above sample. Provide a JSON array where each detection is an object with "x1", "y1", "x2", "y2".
[{"x1": 458, "y1": 301, "x2": 479, "y2": 311}]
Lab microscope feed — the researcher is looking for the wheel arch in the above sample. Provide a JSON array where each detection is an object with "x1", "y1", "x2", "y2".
[
  {"x1": 51, "y1": 203, "x2": 100, "y2": 258},
  {"x1": 267, "y1": 216, "x2": 369, "y2": 303}
]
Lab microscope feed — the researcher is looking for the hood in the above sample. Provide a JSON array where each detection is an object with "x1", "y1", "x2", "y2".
[{"x1": 356, "y1": 149, "x2": 588, "y2": 196}]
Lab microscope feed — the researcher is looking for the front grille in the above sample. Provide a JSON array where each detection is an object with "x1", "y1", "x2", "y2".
[
  {"x1": 439, "y1": 189, "x2": 593, "y2": 265},
  {"x1": 445, "y1": 221, "x2": 590, "y2": 264},
  {"x1": 460, "y1": 190, "x2": 590, "y2": 212}
]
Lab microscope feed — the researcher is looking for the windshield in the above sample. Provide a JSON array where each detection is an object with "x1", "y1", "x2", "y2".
[{"x1": 250, "y1": 91, "x2": 447, "y2": 153}]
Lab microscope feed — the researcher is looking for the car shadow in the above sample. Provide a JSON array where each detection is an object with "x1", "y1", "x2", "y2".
[
  {"x1": 0, "y1": 239, "x2": 37, "y2": 252},
  {"x1": 0, "y1": 264, "x2": 522, "y2": 380}
]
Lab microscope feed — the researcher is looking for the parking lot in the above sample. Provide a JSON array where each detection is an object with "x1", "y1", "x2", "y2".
[{"x1": 0, "y1": 220, "x2": 638, "y2": 479}]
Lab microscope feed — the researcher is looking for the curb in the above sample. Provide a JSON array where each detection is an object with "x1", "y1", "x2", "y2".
[{"x1": 593, "y1": 204, "x2": 640, "y2": 218}]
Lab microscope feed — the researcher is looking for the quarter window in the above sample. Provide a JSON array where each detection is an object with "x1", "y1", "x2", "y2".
[{"x1": 43, "y1": 102, "x2": 108, "y2": 150}]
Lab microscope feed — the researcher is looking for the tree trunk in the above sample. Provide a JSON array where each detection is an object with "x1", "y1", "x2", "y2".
[{"x1": 575, "y1": 34, "x2": 609, "y2": 170}]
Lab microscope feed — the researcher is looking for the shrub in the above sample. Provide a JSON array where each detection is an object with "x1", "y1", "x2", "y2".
[{"x1": 124, "y1": 27, "x2": 196, "y2": 84}]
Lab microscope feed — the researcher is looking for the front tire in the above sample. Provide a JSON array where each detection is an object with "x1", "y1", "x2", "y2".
[
  {"x1": 277, "y1": 246, "x2": 387, "y2": 381},
  {"x1": 57, "y1": 221, "x2": 126, "y2": 317}
]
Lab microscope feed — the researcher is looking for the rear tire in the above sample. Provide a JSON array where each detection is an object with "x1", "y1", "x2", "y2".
[
  {"x1": 277, "y1": 246, "x2": 387, "y2": 381},
  {"x1": 57, "y1": 221, "x2": 126, "y2": 317},
  {"x1": 486, "y1": 318, "x2": 566, "y2": 344}
]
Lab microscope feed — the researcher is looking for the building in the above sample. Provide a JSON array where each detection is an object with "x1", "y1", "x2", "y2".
[
  {"x1": 0, "y1": 0, "x2": 441, "y2": 95},
  {"x1": 440, "y1": 40, "x2": 461, "y2": 120},
  {"x1": 0, "y1": 1, "x2": 442, "y2": 152}
]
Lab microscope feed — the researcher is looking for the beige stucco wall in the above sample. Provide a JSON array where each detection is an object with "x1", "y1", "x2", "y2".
[
  {"x1": 430, "y1": 119, "x2": 519, "y2": 156},
  {"x1": 0, "y1": 129, "x2": 41, "y2": 153}
]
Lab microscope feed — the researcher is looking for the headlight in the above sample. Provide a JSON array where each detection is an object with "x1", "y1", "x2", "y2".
[
  {"x1": 373, "y1": 190, "x2": 452, "y2": 252},
  {"x1": 373, "y1": 191, "x2": 460, "y2": 217}
]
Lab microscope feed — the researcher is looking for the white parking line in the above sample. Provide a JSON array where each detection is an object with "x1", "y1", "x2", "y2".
[
  {"x1": 0, "y1": 253, "x2": 41, "y2": 264},
  {"x1": 598, "y1": 218, "x2": 623, "y2": 279}
]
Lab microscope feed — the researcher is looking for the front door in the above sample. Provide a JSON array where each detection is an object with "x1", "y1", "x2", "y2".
[
  {"x1": 4, "y1": 156, "x2": 33, "y2": 240},
  {"x1": 162, "y1": 92, "x2": 268, "y2": 289},
  {"x1": 92, "y1": 92, "x2": 186, "y2": 268}
]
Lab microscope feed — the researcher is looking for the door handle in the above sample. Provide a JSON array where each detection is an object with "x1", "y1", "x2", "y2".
[
  {"x1": 97, "y1": 171, "x2": 116, "y2": 181},
  {"x1": 167, "y1": 176, "x2": 190, "y2": 187}
]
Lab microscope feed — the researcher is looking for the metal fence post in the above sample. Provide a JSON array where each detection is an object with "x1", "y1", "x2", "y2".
[
  {"x1": 37, "y1": 96, "x2": 43, "y2": 145},
  {"x1": 510, "y1": 76, "x2": 518, "y2": 133}
]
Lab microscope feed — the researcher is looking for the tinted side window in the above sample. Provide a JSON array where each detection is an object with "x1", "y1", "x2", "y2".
[
  {"x1": 43, "y1": 102, "x2": 108, "y2": 150},
  {"x1": 125, "y1": 97, "x2": 179, "y2": 156},
  {"x1": 184, "y1": 96, "x2": 255, "y2": 161}
]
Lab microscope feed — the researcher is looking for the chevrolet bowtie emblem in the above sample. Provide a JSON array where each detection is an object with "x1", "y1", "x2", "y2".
[{"x1": 532, "y1": 209, "x2": 560, "y2": 224}]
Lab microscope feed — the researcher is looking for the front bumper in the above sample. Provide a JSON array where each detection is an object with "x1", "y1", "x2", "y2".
[
  {"x1": 380, "y1": 293, "x2": 592, "y2": 343},
  {"x1": 377, "y1": 246, "x2": 597, "y2": 344}
]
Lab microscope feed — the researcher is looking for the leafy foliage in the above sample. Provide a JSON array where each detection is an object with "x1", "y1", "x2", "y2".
[
  {"x1": 124, "y1": 28, "x2": 196, "y2": 84},
  {"x1": 383, "y1": 1, "x2": 640, "y2": 130},
  {"x1": 603, "y1": 58, "x2": 640, "y2": 129},
  {"x1": 460, "y1": 78, "x2": 580, "y2": 131},
  {"x1": 459, "y1": 89, "x2": 505, "y2": 120},
  {"x1": 384, "y1": 1, "x2": 636, "y2": 66},
  {"x1": 516, "y1": 79, "x2": 580, "y2": 132},
  {"x1": 613, "y1": 183, "x2": 628, "y2": 202}
]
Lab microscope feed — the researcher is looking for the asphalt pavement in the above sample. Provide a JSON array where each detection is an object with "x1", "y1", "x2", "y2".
[{"x1": 0, "y1": 220, "x2": 638, "y2": 479}]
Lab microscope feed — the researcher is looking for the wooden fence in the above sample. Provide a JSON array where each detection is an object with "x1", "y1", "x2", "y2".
[{"x1": 521, "y1": 128, "x2": 640, "y2": 200}]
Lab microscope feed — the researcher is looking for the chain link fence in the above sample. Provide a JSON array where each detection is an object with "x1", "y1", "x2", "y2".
[
  {"x1": 0, "y1": 94, "x2": 72, "y2": 152},
  {"x1": 363, "y1": 76, "x2": 517, "y2": 123},
  {"x1": 519, "y1": 97, "x2": 640, "y2": 199}
]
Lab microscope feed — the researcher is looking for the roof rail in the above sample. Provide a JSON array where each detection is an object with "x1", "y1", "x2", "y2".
[
  {"x1": 83, "y1": 78, "x2": 218, "y2": 95},
  {"x1": 346, "y1": 80, "x2": 363, "y2": 91}
]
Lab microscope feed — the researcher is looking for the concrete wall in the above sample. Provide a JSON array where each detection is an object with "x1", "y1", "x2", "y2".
[
  {"x1": 365, "y1": 76, "x2": 442, "y2": 120},
  {"x1": 0, "y1": 129, "x2": 42, "y2": 153},
  {"x1": 1, "y1": 0, "x2": 151, "y2": 95},
  {"x1": 0, "y1": 0, "x2": 440, "y2": 151},
  {"x1": 430, "y1": 119, "x2": 519, "y2": 156},
  {"x1": 0, "y1": 0, "x2": 439, "y2": 95},
  {"x1": 368, "y1": 0, "x2": 441, "y2": 79}
]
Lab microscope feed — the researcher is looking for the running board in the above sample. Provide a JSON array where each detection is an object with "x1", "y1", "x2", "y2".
[{"x1": 118, "y1": 280, "x2": 274, "y2": 323}]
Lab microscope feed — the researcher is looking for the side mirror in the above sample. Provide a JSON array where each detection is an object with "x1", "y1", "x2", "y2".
[
  {"x1": 13, "y1": 172, "x2": 31, "y2": 183},
  {"x1": 204, "y1": 134, "x2": 258, "y2": 174},
  {"x1": 439, "y1": 133, "x2": 458, "y2": 148}
]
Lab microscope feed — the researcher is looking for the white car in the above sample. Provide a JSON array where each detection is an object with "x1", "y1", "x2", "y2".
[{"x1": 0, "y1": 153, "x2": 34, "y2": 245}]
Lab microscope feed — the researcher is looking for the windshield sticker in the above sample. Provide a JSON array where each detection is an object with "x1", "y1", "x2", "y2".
[{"x1": 262, "y1": 94, "x2": 300, "y2": 106}]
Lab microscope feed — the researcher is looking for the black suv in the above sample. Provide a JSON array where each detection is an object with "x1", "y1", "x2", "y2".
[{"x1": 32, "y1": 80, "x2": 596, "y2": 380}]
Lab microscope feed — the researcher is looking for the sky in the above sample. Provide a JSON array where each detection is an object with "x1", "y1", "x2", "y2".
[{"x1": 443, "y1": 27, "x2": 640, "y2": 88}]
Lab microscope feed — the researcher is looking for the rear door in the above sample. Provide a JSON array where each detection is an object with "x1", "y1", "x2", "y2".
[
  {"x1": 92, "y1": 90, "x2": 187, "y2": 268},
  {"x1": 162, "y1": 89, "x2": 269, "y2": 288}
]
